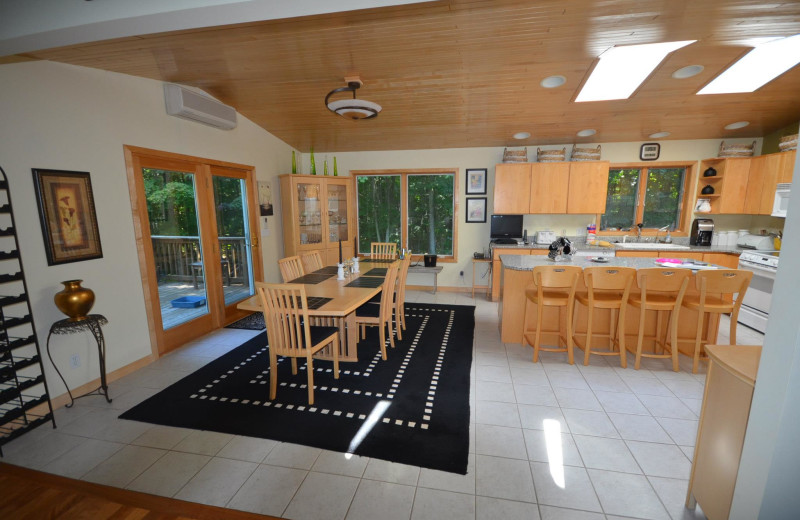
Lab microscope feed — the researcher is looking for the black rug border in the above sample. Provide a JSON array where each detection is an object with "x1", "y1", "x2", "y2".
[{"x1": 121, "y1": 302, "x2": 475, "y2": 474}]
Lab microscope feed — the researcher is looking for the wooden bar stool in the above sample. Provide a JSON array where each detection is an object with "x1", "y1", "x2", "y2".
[
  {"x1": 573, "y1": 267, "x2": 635, "y2": 367},
  {"x1": 522, "y1": 265, "x2": 582, "y2": 364},
  {"x1": 682, "y1": 269, "x2": 752, "y2": 373},
  {"x1": 628, "y1": 268, "x2": 691, "y2": 372}
]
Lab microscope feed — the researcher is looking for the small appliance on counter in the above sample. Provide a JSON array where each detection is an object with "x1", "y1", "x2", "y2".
[
  {"x1": 690, "y1": 218, "x2": 714, "y2": 246},
  {"x1": 736, "y1": 233, "x2": 776, "y2": 251},
  {"x1": 535, "y1": 230, "x2": 556, "y2": 244}
]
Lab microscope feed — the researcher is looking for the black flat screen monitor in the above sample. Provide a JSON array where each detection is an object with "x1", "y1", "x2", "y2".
[{"x1": 490, "y1": 214, "x2": 523, "y2": 239}]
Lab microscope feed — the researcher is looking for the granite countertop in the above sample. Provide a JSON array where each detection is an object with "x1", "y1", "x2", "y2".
[
  {"x1": 500, "y1": 254, "x2": 729, "y2": 271},
  {"x1": 491, "y1": 241, "x2": 744, "y2": 255}
]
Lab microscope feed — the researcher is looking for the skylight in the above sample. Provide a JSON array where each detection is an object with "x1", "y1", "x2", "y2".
[
  {"x1": 576, "y1": 41, "x2": 696, "y2": 102},
  {"x1": 698, "y1": 34, "x2": 800, "y2": 94}
]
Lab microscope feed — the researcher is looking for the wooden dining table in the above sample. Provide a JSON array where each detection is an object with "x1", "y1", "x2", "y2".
[{"x1": 236, "y1": 260, "x2": 396, "y2": 362}]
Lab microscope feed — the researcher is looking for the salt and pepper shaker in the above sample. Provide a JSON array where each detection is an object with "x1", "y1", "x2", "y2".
[
  {"x1": 337, "y1": 263, "x2": 345, "y2": 280},
  {"x1": 353, "y1": 257, "x2": 360, "y2": 273}
]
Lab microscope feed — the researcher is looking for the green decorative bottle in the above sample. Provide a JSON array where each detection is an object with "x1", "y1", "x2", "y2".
[
  {"x1": 333, "y1": 156, "x2": 338, "y2": 176},
  {"x1": 291, "y1": 151, "x2": 297, "y2": 174},
  {"x1": 324, "y1": 159, "x2": 329, "y2": 176},
  {"x1": 310, "y1": 147, "x2": 316, "y2": 175}
]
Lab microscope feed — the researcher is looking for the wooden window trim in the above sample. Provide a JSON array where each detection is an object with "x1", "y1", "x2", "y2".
[
  {"x1": 596, "y1": 161, "x2": 697, "y2": 238},
  {"x1": 352, "y1": 169, "x2": 459, "y2": 263}
]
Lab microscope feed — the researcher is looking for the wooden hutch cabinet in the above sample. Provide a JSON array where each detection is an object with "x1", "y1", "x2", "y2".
[{"x1": 279, "y1": 174, "x2": 355, "y2": 266}]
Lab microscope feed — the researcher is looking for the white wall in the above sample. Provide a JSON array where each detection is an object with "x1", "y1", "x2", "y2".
[
  {"x1": 0, "y1": 60, "x2": 293, "y2": 399},
  {"x1": 330, "y1": 137, "x2": 767, "y2": 288},
  {"x1": 731, "y1": 148, "x2": 800, "y2": 518}
]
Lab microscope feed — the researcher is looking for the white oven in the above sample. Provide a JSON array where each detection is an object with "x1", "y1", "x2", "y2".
[{"x1": 737, "y1": 251, "x2": 779, "y2": 333}]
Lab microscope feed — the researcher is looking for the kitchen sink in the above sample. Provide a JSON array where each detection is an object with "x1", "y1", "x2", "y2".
[{"x1": 614, "y1": 243, "x2": 690, "y2": 250}]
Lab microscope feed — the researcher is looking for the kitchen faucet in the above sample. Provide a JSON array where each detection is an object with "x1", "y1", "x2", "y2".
[
  {"x1": 656, "y1": 225, "x2": 672, "y2": 243},
  {"x1": 636, "y1": 223, "x2": 643, "y2": 242}
]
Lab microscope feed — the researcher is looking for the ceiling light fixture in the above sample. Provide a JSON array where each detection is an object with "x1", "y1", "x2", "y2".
[
  {"x1": 540, "y1": 75, "x2": 566, "y2": 88},
  {"x1": 649, "y1": 131, "x2": 671, "y2": 138},
  {"x1": 576, "y1": 129, "x2": 596, "y2": 137},
  {"x1": 672, "y1": 65, "x2": 704, "y2": 79},
  {"x1": 513, "y1": 132, "x2": 531, "y2": 139},
  {"x1": 724, "y1": 121, "x2": 750, "y2": 130},
  {"x1": 325, "y1": 77, "x2": 382, "y2": 120},
  {"x1": 698, "y1": 34, "x2": 800, "y2": 94},
  {"x1": 576, "y1": 40, "x2": 696, "y2": 102}
]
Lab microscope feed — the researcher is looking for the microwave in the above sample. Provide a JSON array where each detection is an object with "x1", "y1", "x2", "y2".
[{"x1": 772, "y1": 183, "x2": 791, "y2": 217}]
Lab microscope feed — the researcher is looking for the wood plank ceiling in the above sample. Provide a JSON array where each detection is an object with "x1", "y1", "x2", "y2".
[{"x1": 15, "y1": 0, "x2": 800, "y2": 152}]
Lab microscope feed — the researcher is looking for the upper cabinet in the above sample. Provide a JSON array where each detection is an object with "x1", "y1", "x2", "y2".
[
  {"x1": 697, "y1": 151, "x2": 795, "y2": 215},
  {"x1": 494, "y1": 160, "x2": 609, "y2": 214},
  {"x1": 279, "y1": 174, "x2": 355, "y2": 265}
]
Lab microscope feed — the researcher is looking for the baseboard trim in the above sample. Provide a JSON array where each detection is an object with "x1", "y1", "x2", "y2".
[{"x1": 406, "y1": 284, "x2": 471, "y2": 293}]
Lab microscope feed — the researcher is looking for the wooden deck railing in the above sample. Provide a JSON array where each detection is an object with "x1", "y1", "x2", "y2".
[{"x1": 151, "y1": 236, "x2": 249, "y2": 285}]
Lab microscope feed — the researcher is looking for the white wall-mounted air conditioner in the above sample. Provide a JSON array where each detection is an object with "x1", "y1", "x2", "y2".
[{"x1": 164, "y1": 83, "x2": 237, "y2": 130}]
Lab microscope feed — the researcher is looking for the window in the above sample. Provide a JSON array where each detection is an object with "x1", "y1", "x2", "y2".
[
  {"x1": 355, "y1": 170, "x2": 457, "y2": 259},
  {"x1": 600, "y1": 166, "x2": 689, "y2": 232}
]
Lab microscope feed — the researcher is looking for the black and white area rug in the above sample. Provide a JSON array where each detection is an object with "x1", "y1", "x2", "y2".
[
  {"x1": 225, "y1": 313, "x2": 266, "y2": 330},
  {"x1": 120, "y1": 303, "x2": 475, "y2": 474}
]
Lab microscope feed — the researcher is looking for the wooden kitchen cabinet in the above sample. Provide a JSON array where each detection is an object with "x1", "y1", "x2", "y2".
[
  {"x1": 490, "y1": 248, "x2": 530, "y2": 301},
  {"x1": 703, "y1": 253, "x2": 740, "y2": 269},
  {"x1": 567, "y1": 161, "x2": 609, "y2": 214},
  {"x1": 687, "y1": 345, "x2": 761, "y2": 520},
  {"x1": 493, "y1": 163, "x2": 531, "y2": 214},
  {"x1": 279, "y1": 174, "x2": 355, "y2": 265},
  {"x1": 529, "y1": 162, "x2": 569, "y2": 213},
  {"x1": 745, "y1": 150, "x2": 796, "y2": 215},
  {"x1": 696, "y1": 157, "x2": 752, "y2": 214}
]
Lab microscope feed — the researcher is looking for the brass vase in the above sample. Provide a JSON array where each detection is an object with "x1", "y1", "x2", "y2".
[{"x1": 54, "y1": 280, "x2": 95, "y2": 321}]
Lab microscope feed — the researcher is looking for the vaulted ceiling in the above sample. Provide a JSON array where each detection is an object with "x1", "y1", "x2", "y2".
[{"x1": 9, "y1": 0, "x2": 800, "y2": 152}]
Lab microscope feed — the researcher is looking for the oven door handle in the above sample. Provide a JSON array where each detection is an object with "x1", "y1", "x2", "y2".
[{"x1": 738, "y1": 261, "x2": 777, "y2": 279}]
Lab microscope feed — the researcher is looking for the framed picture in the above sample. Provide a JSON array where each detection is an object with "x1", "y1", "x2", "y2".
[
  {"x1": 466, "y1": 197, "x2": 487, "y2": 223},
  {"x1": 32, "y1": 169, "x2": 103, "y2": 266},
  {"x1": 640, "y1": 143, "x2": 660, "y2": 161},
  {"x1": 466, "y1": 168, "x2": 487, "y2": 195},
  {"x1": 258, "y1": 180, "x2": 274, "y2": 216}
]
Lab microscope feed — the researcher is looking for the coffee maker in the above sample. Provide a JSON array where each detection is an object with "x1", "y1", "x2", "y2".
[{"x1": 690, "y1": 218, "x2": 714, "y2": 246}]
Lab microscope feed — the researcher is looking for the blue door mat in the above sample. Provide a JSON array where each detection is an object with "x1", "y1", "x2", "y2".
[{"x1": 171, "y1": 296, "x2": 207, "y2": 308}]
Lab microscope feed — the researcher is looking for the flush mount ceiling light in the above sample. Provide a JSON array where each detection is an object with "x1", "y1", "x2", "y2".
[
  {"x1": 649, "y1": 131, "x2": 671, "y2": 138},
  {"x1": 672, "y1": 65, "x2": 704, "y2": 79},
  {"x1": 724, "y1": 121, "x2": 750, "y2": 130},
  {"x1": 325, "y1": 77, "x2": 382, "y2": 120},
  {"x1": 513, "y1": 132, "x2": 531, "y2": 139},
  {"x1": 576, "y1": 40, "x2": 696, "y2": 102},
  {"x1": 699, "y1": 34, "x2": 800, "y2": 94},
  {"x1": 540, "y1": 75, "x2": 566, "y2": 88},
  {"x1": 576, "y1": 129, "x2": 597, "y2": 137}
]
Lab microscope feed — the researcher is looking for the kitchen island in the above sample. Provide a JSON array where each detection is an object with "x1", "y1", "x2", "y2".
[{"x1": 499, "y1": 255, "x2": 724, "y2": 359}]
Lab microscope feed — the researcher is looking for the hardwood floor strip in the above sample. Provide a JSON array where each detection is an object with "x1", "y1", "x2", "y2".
[{"x1": 0, "y1": 463, "x2": 284, "y2": 520}]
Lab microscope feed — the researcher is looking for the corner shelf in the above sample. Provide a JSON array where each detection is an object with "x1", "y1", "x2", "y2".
[{"x1": 0, "y1": 166, "x2": 55, "y2": 456}]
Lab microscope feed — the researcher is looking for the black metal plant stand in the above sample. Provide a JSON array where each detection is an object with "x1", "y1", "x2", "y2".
[{"x1": 46, "y1": 314, "x2": 110, "y2": 408}]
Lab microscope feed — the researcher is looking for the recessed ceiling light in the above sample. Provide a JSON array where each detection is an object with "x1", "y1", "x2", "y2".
[
  {"x1": 649, "y1": 131, "x2": 671, "y2": 138},
  {"x1": 513, "y1": 132, "x2": 531, "y2": 140},
  {"x1": 576, "y1": 129, "x2": 596, "y2": 137},
  {"x1": 724, "y1": 121, "x2": 750, "y2": 130},
  {"x1": 540, "y1": 75, "x2": 566, "y2": 88},
  {"x1": 576, "y1": 40, "x2": 696, "y2": 102},
  {"x1": 672, "y1": 65, "x2": 704, "y2": 79},
  {"x1": 698, "y1": 34, "x2": 800, "y2": 94}
]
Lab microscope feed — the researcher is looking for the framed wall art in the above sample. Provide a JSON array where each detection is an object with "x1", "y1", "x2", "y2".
[
  {"x1": 466, "y1": 197, "x2": 487, "y2": 223},
  {"x1": 32, "y1": 168, "x2": 103, "y2": 265},
  {"x1": 466, "y1": 168, "x2": 487, "y2": 195}
]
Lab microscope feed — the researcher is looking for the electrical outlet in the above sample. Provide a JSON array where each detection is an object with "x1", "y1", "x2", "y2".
[
  {"x1": 459, "y1": 270, "x2": 464, "y2": 276},
  {"x1": 70, "y1": 354, "x2": 80, "y2": 369}
]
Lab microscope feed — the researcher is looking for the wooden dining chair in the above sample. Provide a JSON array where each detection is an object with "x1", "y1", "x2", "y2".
[
  {"x1": 682, "y1": 269, "x2": 753, "y2": 373},
  {"x1": 300, "y1": 250, "x2": 324, "y2": 273},
  {"x1": 256, "y1": 282, "x2": 339, "y2": 405},
  {"x1": 278, "y1": 255, "x2": 304, "y2": 282},
  {"x1": 394, "y1": 252, "x2": 412, "y2": 339},
  {"x1": 370, "y1": 242, "x2": 397, "y2": 259},
  {"x1": 355, "y1": 260, "x2": 400, "y2": 360}
]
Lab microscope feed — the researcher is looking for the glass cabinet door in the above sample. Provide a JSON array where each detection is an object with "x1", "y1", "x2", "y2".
[
  {"x1": 297, "y1": 181, "x2": 323, "y2": 247},
  {"x1": 327, "y1": 182, "x2": 349, "y2": 243}
]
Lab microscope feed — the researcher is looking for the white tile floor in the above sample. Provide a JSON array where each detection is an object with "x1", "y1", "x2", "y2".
[{"x1": 1, "y1": 290, "x2": 765, "y2": 520}]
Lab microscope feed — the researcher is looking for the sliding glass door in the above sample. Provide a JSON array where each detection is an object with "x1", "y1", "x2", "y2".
[{"x1": 125, "y1": 147, "x2": 261, "y2": 355}]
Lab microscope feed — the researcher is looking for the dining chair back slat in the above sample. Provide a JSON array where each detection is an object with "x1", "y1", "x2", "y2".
[
  {"x1": 279, "y1": 255, "x2": 305, "y2": 282},
  {"x1": 300, "y1": 251, "x2": 325, "y2": 273},
  {"x1": 371, "y1": 242, "x2": 397, "y2": 259}
]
